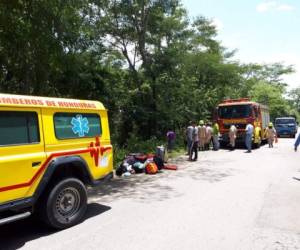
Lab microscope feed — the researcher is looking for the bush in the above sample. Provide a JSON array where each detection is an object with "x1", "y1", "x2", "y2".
[{"x1": 113, "y1": 131, "x2": 186, "y2": 168}]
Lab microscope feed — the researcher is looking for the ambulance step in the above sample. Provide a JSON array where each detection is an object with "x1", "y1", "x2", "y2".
[{"x1": 0, "y1": 211, "x2": 31, "y2": 226}]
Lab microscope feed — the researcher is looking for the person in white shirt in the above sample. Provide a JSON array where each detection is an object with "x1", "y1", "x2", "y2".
[
  {"x1": 245, "y1": 123, "x2": 254, "y2": 152},
  {"x1": 229, "y1": 124, "x2": 237, "y2": 150}
]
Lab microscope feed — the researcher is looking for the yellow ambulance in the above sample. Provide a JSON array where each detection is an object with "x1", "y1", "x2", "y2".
[{"x1": 0, "y1": 93, "x2": 113, "y2": 229}]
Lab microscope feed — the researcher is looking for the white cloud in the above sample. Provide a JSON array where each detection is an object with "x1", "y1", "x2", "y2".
[
  {"x1": 257, "y1": 1, "x2": 277, "y2": 12},
  {"x1": 256, "y1": 1, "x2": 295, "y2": 12},
  {"x1": 276, "y1": 4, "x2": 294, "y2": 11}
]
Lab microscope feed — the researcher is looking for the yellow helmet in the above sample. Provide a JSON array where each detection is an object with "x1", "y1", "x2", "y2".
[
  {"x1": 268, "y1": 122, "x2": 273, "y2": 127},
  {"x1": 199, "y1": 120, "x2": 204, "y2": 125}
]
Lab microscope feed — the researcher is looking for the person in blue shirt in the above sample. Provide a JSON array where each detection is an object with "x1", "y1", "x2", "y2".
[
  {"x1": 245, "y1": 123, "x2": 254, "y2": 153},
  {"x1": 294, "y1": 133, "x2": 300, "y2": 151}
]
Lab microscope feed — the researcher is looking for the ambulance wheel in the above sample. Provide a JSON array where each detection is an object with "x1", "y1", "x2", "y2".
[{"x1": 38, "y1": 178, "x2": 87, "y2": 229}]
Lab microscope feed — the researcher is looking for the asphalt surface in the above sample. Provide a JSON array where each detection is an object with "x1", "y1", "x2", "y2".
[{"x1": 1, "y1": 138, "x2": 300, "y2": 250}]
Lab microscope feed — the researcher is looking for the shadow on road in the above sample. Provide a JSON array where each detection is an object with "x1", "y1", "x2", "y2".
[
  {"x1": 0, "y1": 203, "x2": 111, "y2": 250},
  {"x1": 167, "y1": 159, "x2": 235, "y2": 183},
  {"x1": 0, "y1": 153, "x2": 237, "y2": 249},
  {"x1": 88, "y1": 173, "x2": 179, "y2": 204},
  {"x1": 89, "y1": 157, "x2": 235, "y2": 204}
]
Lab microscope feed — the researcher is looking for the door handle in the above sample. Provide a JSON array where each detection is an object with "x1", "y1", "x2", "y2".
[{"x1": 32, "y1": 161, "x2": 41, "y2": 167}]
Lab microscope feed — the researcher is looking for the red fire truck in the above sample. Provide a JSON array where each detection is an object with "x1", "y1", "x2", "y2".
[{"x1": 215, "y1": 98, "x2": 270, "y2": 147}]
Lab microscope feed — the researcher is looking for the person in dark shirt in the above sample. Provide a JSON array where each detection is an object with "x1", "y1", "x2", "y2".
[
  {"x1": 186, "y1": 121, "x2": 194, "y2": 155},
  {"x1": 166, "y1": 129, "x2": 176, "y2": 152}
]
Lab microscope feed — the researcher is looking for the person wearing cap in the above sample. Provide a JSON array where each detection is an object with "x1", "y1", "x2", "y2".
[
  {"x1": 265, "y1": 122, "x2": 277, "y2": 148},
  {"x1": 205, "y1": 122, "x2": 213, "y2": 150},
  {"x1": 198, "y1": 120, "x2": 206, "y2": 151},
  {"x1": 254, "y1": 126, "x2": 261, "y2": 146},
  {"x1": 212, "y1": 122, "x2": 220, "y2": 150},
  {"x1": 228, "y1": 124, "x2": 237, "y2": 150}
]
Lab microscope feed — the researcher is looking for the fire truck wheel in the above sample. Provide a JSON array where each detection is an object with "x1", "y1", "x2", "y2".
[
  {"x1": 220, "y1": 141, "x2": 227, "y2": 148},
  {"x1": 254, "y1": 138, "x2": 261, "y2": 149}
]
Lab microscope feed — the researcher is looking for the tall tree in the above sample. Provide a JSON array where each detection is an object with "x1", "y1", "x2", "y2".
[{"x1": 0, "y1": 0, "x2": 90, "y2": 95}]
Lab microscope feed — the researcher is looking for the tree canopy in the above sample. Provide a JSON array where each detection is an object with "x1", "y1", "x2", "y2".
[{"x1": 0, "y1": 0, "x2": 298, "y2": 148}]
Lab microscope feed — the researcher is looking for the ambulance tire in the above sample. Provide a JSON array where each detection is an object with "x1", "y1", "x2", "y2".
[{"x1": 38, "y1": 178, "x2": 87, "y2": 229}]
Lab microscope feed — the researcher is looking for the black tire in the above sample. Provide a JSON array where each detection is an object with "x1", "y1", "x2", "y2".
[
  {"x1": 254, "y1": 136, "x2": 261, "y2": 149},
  {"x1": 220, "y1": 141, "x2": 227, "y2": 148},
  {"x1": 37, "y1": 178, "x2": 87, "y2": 229}
]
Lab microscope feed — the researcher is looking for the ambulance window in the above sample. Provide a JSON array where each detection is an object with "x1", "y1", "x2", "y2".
[
  {"x1": 54, "y1": 113, "x2": 101, "y2": 139},
  {"x1": 0, "y1": 111, "x2": 40, "y2": 146}
]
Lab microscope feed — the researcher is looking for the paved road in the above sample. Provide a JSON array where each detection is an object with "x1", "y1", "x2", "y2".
[{"x1": 1, "y1": 138, "x2": 300, "y2": 250}]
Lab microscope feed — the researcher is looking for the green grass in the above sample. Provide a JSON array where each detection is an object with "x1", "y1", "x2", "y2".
[{"x1": 167, "y1": 148, "x2": 186, "y2": 159}]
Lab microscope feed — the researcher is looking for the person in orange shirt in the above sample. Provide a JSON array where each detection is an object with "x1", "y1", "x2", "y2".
[{"x1": 205, "y1": 122, "x2": 213, "y2": 150}]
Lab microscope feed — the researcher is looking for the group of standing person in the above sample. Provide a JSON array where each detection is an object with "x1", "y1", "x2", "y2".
[
  {"x1": 186, "y1": 120, "x2": 220, "y2": 161},
  {"x1": 167, "y1": 120, "x2": 279, "y2": 161},
  {"x1": 228, "y1": 122, "x2": 277, "y2": 152},
  {"x1": 185, "y1": 121, "x2": 278, "y2": 161},
  {"x1": 227, "y1": 123, "x2": 255, "y2": 152}
]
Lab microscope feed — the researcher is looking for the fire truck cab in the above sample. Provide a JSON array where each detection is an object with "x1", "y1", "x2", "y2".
[{"x1": 215, "y1": 98, "x2": 270, "y2": 147}]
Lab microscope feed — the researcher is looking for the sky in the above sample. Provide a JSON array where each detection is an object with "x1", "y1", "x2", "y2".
[{"x1": 182, "y1": 0, "x2": 300, "y2": 90}]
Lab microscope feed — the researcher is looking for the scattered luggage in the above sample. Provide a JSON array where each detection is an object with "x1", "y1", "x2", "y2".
[
  {"x1": 116, "y1": 146, "x2": 178, "y2": 177},
  {"x1": 156, "y1": 146, "x2": 168, "y2": 162},
  {"x1": 133, "y1": 162, "x2": 145, "y2": 173},
  {"x1": 163, "y1": 164, "x2": 178, "y2": 171},
  {"x1": 153, "y1": 156, "x2": 164, "y2": 170},
  {"x1": 145, "y1": 162, "x2": 158, "y2": 174}
]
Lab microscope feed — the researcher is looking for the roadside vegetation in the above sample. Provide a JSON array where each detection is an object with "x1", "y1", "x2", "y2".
[{"x1": 1, "y1": 0, "x2": 300, "y2": 161}]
